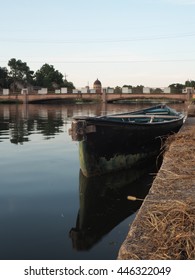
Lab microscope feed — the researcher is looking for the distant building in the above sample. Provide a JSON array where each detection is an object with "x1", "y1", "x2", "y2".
[
  {"x1": 163, "y1": 87, "x2": 171, "y2": 94},
  {"x1": 38, "y1": 88, "x2": 48, "y2": 94},
  {"x1": 3, "y1": 89, "x2": 9, "y2": 95},
  {"x1": 182, "y1": 87, "x2": 194, "y2": 94},
  {"x1": 107, "y1": 88, "x2": 114, "y2": 93},
  {"x1": 122, "y1": 87, "x2": 132, "y2": 94},
  {"x1": 61, "y1": 87, "x2": 68, "y2": 94},
  {"x1": 89, "y1": 89, "x2": 96, "y2": 93},
  {"x1": 93, "y1": 79, "x2": 102, "y2": 93},
  {"x1": 81, "y1": 87, "x2": 88, "y2": 93},
  {"x1": 143, "y1": 87, "x2": 151, "y2": 94}
]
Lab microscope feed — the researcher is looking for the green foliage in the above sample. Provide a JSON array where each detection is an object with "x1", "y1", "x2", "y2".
[
  {"x1": 151, "y1": 87, "x2": 163, "y2": 93},
  {"x1": 169, "y1": 83, "x2": 184, "y2": 89},
  {"x1": 122, "y1": 85, "x2": 132, "y2": 89},
  {"x1": 8, "y1": 58, "x2": 34, "y2": 86},
  {"x1": 34, "y1": 63, "x2": 75, "y2": 90},
  {"x1": 34, "y1": 64, "x2": 63, "y2": 90},
  {"x1": 132, "y1": 85, "x2": 144, "y2": 94},
  {"x1": 63, "y1": 80, "x2": 75, "y2": 89},
  {"x1": 0, "y1": 67, "x2": 8, "y2": 88},
  {"x1": 168, "y1": 83, "x2": 185, "y2": 93},
  {"x1": 114, "y1": 86, "x2": 122, "y2": 93},
  {"x1": 185, "y1": 80, "x2": 195, "y2": 87},
  {"x1": 0, "y1": 59, "x2": 75, "y2": 91}
]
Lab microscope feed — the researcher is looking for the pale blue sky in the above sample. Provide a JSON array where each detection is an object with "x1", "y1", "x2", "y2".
[{"x1": 1, "y1": 0, "x2": 195, "y2": 88}]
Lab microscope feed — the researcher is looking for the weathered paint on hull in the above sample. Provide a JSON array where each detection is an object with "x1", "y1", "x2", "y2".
[
  {"x1": 71, "y1": 105, "x2": 184, "y2": 177},
  {"x1": 79, "y1": 141, "x2": 158, "y2": 177}
]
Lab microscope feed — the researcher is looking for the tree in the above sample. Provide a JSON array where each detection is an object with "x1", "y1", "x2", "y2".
[
  {"x1": 114, "y1": 86, "x2": 122, "y2": 93},
  {"x1": 63, "y1": 79, "x2": 75, "y2": 90},
  {"x1": 132, "y1": 85, "x2": 144, "y2": 94},
  {"x1": 122, "y1": 85, "x2": 132, "y2": 89},
  {"x1": 34, "y1": 64, "x2": 64, "y2": 90},
  {"x1": 168, "y1": 83, "x2": 184, "y2": 93},
  {"x1": 34, "y1": 64, "x2": 75, "y2": 90},
  {"x1": 8, "y1": 58, "x2": 34, "y2": 90},
  {"x1": 151, "y1": 88, "x2": 163, "y2": 94},
  {"x1": 185, "y1": 80, "x2": 195, "y2": 87},
  {"x1": 0, "y1": 67, "x2": 8, "y2": 88}
]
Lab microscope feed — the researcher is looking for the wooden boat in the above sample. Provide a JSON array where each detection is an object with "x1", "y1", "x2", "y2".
[{"x1": 69, "y1": 104, "x2": 185, "y2": 177}]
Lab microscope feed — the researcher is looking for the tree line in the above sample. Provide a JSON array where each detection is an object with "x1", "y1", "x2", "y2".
[
  {"x1": 0, "y1": 58, "x2": 75, "y2": 91},
  {"x1": 122, "y1": 81, "x2": 195, "y2": 94},
  {"x1": 1, "y1": 58, "x2": 195, "y2": 93}
]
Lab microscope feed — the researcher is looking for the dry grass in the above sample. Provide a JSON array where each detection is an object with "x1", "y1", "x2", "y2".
[
  {"x1": 124, "y1": 200, "x2": 195, "y2": 260},
  {"x1": 118, "y1": 124, "x2": 195, "y2": 260}
]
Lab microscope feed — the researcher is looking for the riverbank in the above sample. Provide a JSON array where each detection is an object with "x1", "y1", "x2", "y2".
[{"x1": 118, "y1": 115, "x2": 195, "y2": 260}]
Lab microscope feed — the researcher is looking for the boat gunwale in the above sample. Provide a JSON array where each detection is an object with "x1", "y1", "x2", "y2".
[
  {"x1": 72, "y1": 104, "x2": 185, "y2": 127},
  {"x1": 72, "y1": 115, "x2": 184, "y2": 127}
]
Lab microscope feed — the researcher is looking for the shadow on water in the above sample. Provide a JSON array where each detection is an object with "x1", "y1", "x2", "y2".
[{"x1": 69, "y1": 155, "x2": 162, "y2": 251}]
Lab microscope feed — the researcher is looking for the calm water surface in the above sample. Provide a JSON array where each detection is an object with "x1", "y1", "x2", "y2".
[{"x1": 0, "y1": 102, "x2": 186, "y2": 260}]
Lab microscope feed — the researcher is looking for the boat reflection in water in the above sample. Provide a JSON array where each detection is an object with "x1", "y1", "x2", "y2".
[{"x1": 69, "y1": 158, "x2": 161, "y2": 251}]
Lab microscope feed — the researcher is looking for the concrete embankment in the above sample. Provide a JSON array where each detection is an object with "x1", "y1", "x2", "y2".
[{"x1": 118, "y1": 113, "x2": 195, "y2": 260}]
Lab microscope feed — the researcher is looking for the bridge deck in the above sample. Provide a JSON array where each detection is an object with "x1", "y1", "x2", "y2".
[{"x1": 0, "y1": 92, "x2": 188, "y2": 103}]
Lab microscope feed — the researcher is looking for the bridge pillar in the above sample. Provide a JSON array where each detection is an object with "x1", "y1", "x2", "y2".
[
  {"x1": 21, "y1": 88, "x2": 29, "y2": 104},
  {"x1": 102, "y1": 89, "x2": 107, "y2": 103},
  {"x1": 186, "y1": 88, "x2": 194, "y2": 102}
]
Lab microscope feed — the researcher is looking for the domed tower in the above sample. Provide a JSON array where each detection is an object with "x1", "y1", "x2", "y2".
[{"x1": 93, "y1": 79, "x2": 102, "y2": 93}]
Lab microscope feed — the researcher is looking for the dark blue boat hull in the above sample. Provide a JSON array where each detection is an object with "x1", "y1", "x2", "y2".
[
  {"x1": 70, "y1": 105, "x2": 184, "y2": 176},
  {"x1": 79, "y1": 118, "x2": 183, "y2": 176}
]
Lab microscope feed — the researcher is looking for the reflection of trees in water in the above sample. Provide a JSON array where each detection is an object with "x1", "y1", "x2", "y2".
[
  {"x1": 36, "y1": 117, "x2": 63, "y2": 139},
  {"x1": 10, "y1": 120, "x2": 32, "y2": 144},
  {"x1": 0, "y1": 104, "x2": 65, "y2": 144},
  {"x1": 9, "y1": 117, "x2": 64, "y2": 144},
  {"x1": 0, "y1": 122, "x2": 9, "y2": 142}
]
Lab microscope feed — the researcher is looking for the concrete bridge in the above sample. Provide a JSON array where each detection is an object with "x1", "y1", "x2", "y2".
[
  {"x1": 103, "y1": 93, "x2": 188, "y2": 102},
  {"x1": 0, "y1": 93, "x2": 101, "y2": 103},
  {"x1": 0, "y1": 92, "x2": 189, "y2": 103}
]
